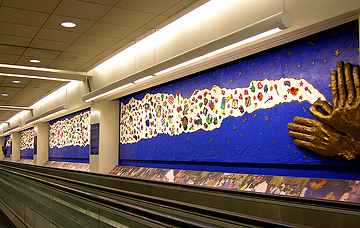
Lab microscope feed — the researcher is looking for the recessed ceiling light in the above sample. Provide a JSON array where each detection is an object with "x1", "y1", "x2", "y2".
[
  {"x1": 61, "y1": 22, "x2": 76, "y2": 28},
  {"x1": 12, "y1": 80, "x2": 21, "y2": 84},
  {"x1": 1, "y1": 94, "x2": 9, "y2": 97},
  {"x1": 29, "y1": 59, "x2": 41, "y2": 63}
]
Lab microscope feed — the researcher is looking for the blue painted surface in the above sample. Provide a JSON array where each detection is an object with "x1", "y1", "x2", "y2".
[
  {"x1": 20, "y1": 128, "x2": 34, "y2": 160},
  {"x1": 49, "y1": 108, "x2": 90, "y2": 163},
  {"x1": 5, "y1": 135, "x2": 11, "y2": 158},
  {"x1": 20, "y1": 148, "x2": 33, "y2": 159},
  {"x1": 119, "y1": 21, "x2": 360, "y2": 179}
]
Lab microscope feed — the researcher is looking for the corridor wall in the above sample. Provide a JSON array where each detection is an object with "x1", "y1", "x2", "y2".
[
  {"x1": 48, "y1": 108, "x2": 90, "y2": 163},
  {"x1": 19, "y1": 128, "x2": 34, "y2": 160},
  {"x1": 119, "y1": 20, "x2": 360, "y2": 180}
]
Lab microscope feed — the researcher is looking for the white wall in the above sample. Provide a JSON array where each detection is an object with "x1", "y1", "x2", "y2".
[
  {"x1": 11, "y1": 132, "x2": 20, "y2": 162},
  {"x1": 90, "y1": 0, "x2": 360, "y2": 91},
  {"x1": 35, "y1": 123, "x2": 49, "y2": 166},
  {"x1": 98, "y1": 100, "x2": 119, "y2": 174},
  {"x1": 0, "y1": 137, "x2": 4, "y2": 160}
]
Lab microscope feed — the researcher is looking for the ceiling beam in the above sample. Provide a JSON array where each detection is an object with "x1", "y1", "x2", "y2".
[{"x1": 0, "y1": 64, "x2": 91, "y2": 81}]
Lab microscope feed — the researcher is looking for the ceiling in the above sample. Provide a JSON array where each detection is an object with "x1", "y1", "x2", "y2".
[{"x1": 0, "y1": 0, "x2": 208, "y2": 122}]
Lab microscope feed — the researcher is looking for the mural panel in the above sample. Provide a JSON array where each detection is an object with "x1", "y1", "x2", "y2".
[
  {"x1": 49, "y1": 108, "x2": 90, "y2": 163},
  {"x1": 119, "y1": 21, "x2": 360, "y2": 177},
  {"x1": 3, "y1": 135, "x2": 11, "y2": 158},
  {"x1": 20, "y1": 128, "x2": 34, "y2": 159}
]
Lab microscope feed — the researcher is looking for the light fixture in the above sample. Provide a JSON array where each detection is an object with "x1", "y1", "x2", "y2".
[
  {"x1": 25, "y1": 104, "x2": 69, "y2": 125},
  {"x1": 84, "y1": 83, "x2": 133, "y2": 103},
  {"x1": 154, "y1": 11, "x2": 293, "y2": 76},
  {"x1": 0, "y1": 72, "x2": 73, "y2": 82},
  {"x1": 61, "y1": 22, "x2": 77, "y2": 28},
  {"x1": 83, "y1": 11, "x2": 293, "y2": 103},
  {"x1": 12, "y1": 80, "x2": 21, "y2": 83},
  {"x1": 3, "y1": 125, "x2": 20, "y2": 134},
  {"x1": 29, "y1": 59, "x2": 41, "y2": 63},
  {"x1": 0, "y1": 106, "x2": 32, "y2": 111},
  {"x1": 134, "y1": 75, "x2": 154, "y2": 84},
  {"x1": 0, "y1": 64, "x2": 89, "y2": 81}
]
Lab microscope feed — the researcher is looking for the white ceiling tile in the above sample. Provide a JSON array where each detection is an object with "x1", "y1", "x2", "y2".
[
  {"x1": 56, "y1": 52, "x2": 94, "y2": 63},
  {"x1": 0, "y1": 110, "x2": 17, "y2": 121},
  {"x1": 141, "y1": 15, "x2": 168, "y2": 30},
  {"x1": 86, "y1": 22, "x2": 136, "y2": 39},
  {"x1": 160, "y1": 0, "x2": 203, "y2": 17},
  {"x1": 0, "y1": 45, "x2": 25, "y2": 55},
  {"x1": 22, "y1": 48, "x2": 62, "y2": 59},
  {"x1": 35, "y1": 28, "x2": 82, "y2": 43},
  {"x1": 47, "y1": 59, "x2": 84, "y2": 70},
  {"x1": 29, "y1": 39, "x2": 71, "y2": 51},
  {"x1": 0, "y1": 53, "x2": 19, "y2": 64},
  {"x1": 17, "y1": 56, "x2": 55, "y2": 67},
  {"x1": 103, "y1": 40, "x2": 132, "y2": 53},
  {"x1": 100, "y1": 7, "x2": 157, "y2": 28},
  {"x1": 3, "y1": 0, "x2": 61, "y2": 13},
  {"x1": 26, "y1": 79, "x2": 57, "y2": 88},
  {"x1": 75, "y1": 56, "x2": 105, "y2": 71},
  {"x1": 0, "y1": 86, "x2": 21, "y2": 97},
  {"x1": 43, "y1": 15, "x2": 96, "y2": 33},
  {"x1": 65, "y1": 43, "x2": 104, "y2": 56},
  {"x1": 0, "y1": 77, "x2": 32, "y2": 88},
  {"x1": 53, "y1": 0, "x2": 111, "y2": 21},
  {"x1": 80, "y1": 0, "x2": 121, "y2": 6},
  {"x1": 116, "y1": 0, "x2": 181, "y2": 15},
  {"x1": 74, "y1": 34, "x2": 118, "y2": 48},
  {"x1": 0, "y1": 22, "x2": 40, "y2": 38},
  {"x1": 0, "y1": 7, "x2": 50, "y2": 27},
  {"x1": 0, "y1": 34, "x2": 32, "y2": 47},
  {"x1": 122, "y1": 28, "x2": 148, "y2": 41}
]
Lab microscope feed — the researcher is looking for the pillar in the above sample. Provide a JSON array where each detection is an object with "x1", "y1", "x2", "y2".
[
  {"x1": 35, "y1": 123, "x2": 49, "y2": 166},
  {"x1": 0, "y1": 137, "x2": 4, "y2": 160},
  {"x1": 97, "y1": 100, "x2": 119, "y2": 174},
  {"x1": 11, "y1": 132, "x2": 20, "y2": 162}
]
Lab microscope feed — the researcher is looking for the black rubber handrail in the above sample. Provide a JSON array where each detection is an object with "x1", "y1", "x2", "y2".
[
  {"x1": 1, "y1": 161, "x2": 359, "y2": 213},
  {"x1": 0, "y1": 167, "x2": 213, "y2": 228},
  {"x1": 0, "y1": 163, "x2": 304, "y2": 228}
]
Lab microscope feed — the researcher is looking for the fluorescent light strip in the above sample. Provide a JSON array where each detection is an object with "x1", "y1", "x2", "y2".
[
  {"x1": 25, "y1": 104, "x2": 69, "y2": 125},
  {"x1": 0, "y1": 72, "x2": 73, "y2": 82},
  {"x1": 0, "y1": 106, "x2": 33, "y2": 111},
  {"x1": 0, "y1": 63, "x2": 72, "y2": 73},
  {"x1": 3, "y1": 125, "x2": 20, "y2": 134},
  {"x1": 155, "y1": 27, "x2": 281, "y2": 76},
  {"x1": 134, "y1": 75, "x2": 154, "y2": 83},
  {"x1": 85, "y1": 83, "x2": 134, "y2": 102}
]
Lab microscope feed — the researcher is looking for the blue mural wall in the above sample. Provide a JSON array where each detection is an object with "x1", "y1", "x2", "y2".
[
  {"x1": 20, "y1": 128, "x2": 34, "y2": 159},
  {"x1": 119, "y1": 21, "x2": 360, "y2": 180},
  {"x1": 49, "y1": 108, "x2": 90, "y2": 163},
  {"x1": 4, "y1": 135, "x2": 11, "y2": 158}
]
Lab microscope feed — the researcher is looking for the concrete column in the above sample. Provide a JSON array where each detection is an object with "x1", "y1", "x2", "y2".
[
  {"x1": 0, "y1": 137, "x2": 4, "y2": 160},
  {"x1": 98, "y1": 100, "x2": 119, "y2": 174},
  {"x1": 36, "y1": 122, "x2": 49, "y2": 166},
  {"x1": 11, "y1": 132, "x2": 20, "y2": 162},
  {"x1": 89, "y1": 102, "x2": 100, "y2": 173}
]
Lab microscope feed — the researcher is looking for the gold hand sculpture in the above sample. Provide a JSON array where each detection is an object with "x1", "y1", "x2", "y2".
[
  {"x1": 310, "y1": 62, "x2": 360, "y2": 141},
  {"x1": 288, "y1": 61, "x2": 360, "y2": 160}
]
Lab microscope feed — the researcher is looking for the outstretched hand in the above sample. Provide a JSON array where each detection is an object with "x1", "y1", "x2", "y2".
[
  {"x1": 310, "y1": 62, "x2": 360, "y2": 141},
  {"x1": 288, "y1": 61, "x2": 360, "y2": 160},
  {"x1": 288, "y1": 116, "x2": 358, "y2": 160}
]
